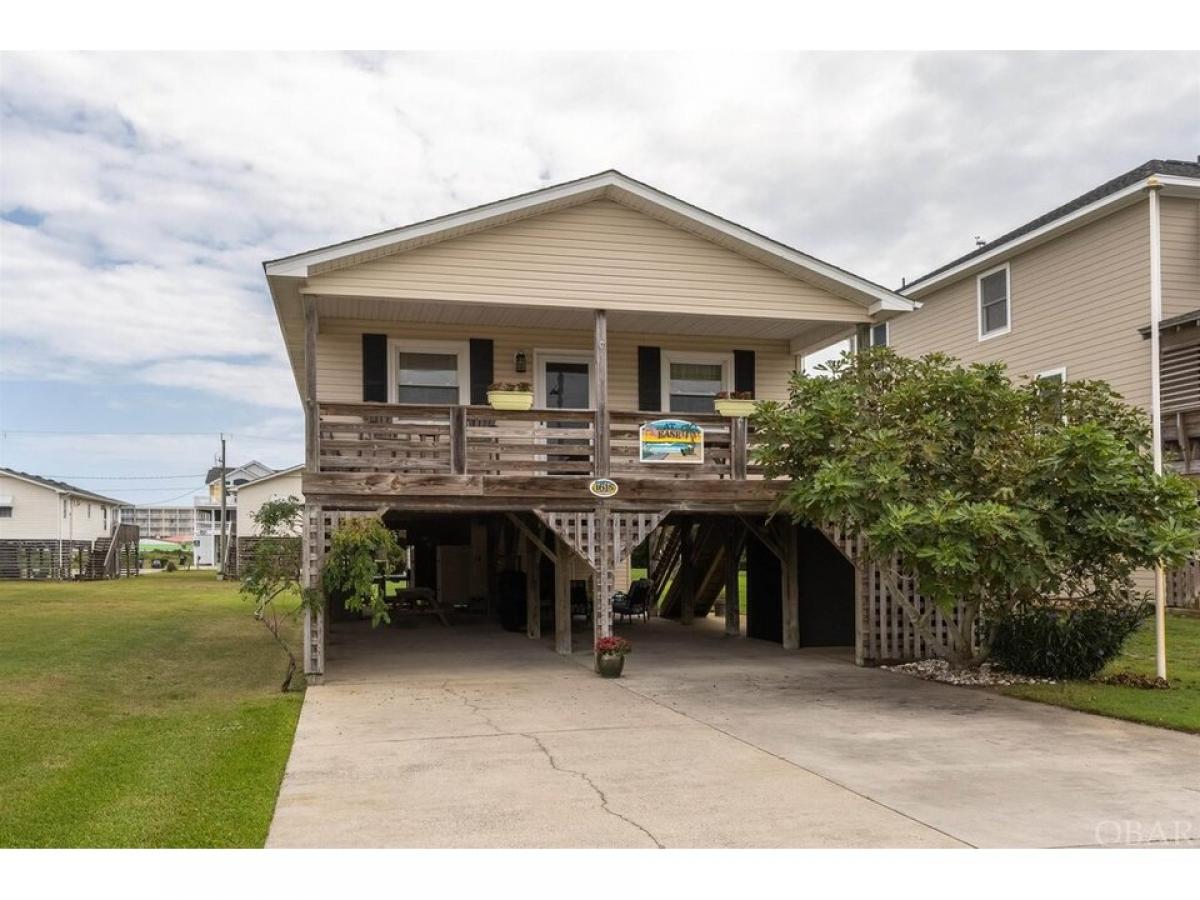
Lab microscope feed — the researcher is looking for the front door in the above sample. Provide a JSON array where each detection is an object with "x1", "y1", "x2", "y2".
[
  {"x1": 540, "y1": 356, "x2": 591, "y2": 410},
  {"x1": 538, "y1": 355, "x2": 592, "y2": 473}
]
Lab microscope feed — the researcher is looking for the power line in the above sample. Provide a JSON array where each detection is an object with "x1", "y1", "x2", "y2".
[
  {"x1": 42, "y1": 473, "x2": 204, "y2": 480},
  {"x1": 2, "y1": 430, "x2": 300, "y2": 442},
  {"x1": 124, "y1": 487, "x2": 209, "y2": 506}
]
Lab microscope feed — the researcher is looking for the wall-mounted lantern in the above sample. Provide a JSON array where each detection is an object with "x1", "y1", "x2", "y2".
[{"x1": 514, "y1": 350, "x2": 528, "y2": 374}]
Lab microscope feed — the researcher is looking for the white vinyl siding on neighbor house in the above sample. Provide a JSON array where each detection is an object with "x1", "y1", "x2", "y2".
[
  {"x1": 890, "y1": 200, "x2": 1157, "y2": 412},
  {"x1": 235, "y1": 471, "x2": 305, "y2": 537},
  {"x1": 0, "y1": 475, "x2": 118, "y2": 542}
]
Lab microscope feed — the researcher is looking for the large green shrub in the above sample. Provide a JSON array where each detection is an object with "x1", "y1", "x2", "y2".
[
  {"x1": 754, "y1": 348, "x2": 1200, "y2": 667},
  {"x1": 991, "y1": 599, "x2": 1150, "y2": 679}
]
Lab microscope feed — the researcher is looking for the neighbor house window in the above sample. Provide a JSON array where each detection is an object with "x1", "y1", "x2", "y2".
[
  {"x1": 663, "y1": 352, "x2": 731, "y2": 413},
  {"x1": 390, "y1": 341, "x2": 468, "y2": 405},
  {"x1": 978, "y1": 264, "x2": 1011, "y2": 339},
  {"x1": 0, "y1": 506, "x2": 12, "y2": 518},
  {"x1": 1036, "y1": 367, "x2": 1067, "y2": 386},
  {"x1": 869, "y1": 322, "x2": 889, "y2": 347}
]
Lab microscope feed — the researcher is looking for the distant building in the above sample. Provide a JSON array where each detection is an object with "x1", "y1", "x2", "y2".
[
  {"x1": 194, "y1": 460, "x2": 276, "y2": 567},
  {"x1": 119, "y1": 505, "x2": 196, "y2": 539},
  {"x1": 0, "y1": 468, "x2": 137, "y2": 579}
]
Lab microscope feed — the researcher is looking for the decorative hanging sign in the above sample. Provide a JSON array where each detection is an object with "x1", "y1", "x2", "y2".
[
  {"x1": 588, "y1": 478, "x2": 620, "y2": 498},
  {"x1": 638, "y1": 419, "x2": 704, "y2": 464}
]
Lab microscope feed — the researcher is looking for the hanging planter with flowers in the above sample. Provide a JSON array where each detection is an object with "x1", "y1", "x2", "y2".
[
  {"x1": 486, "y1": 381, "x2": 534, "y2": 411},
  {"x1": 714, "y1": 390, "x2": 757, "y2": 417}
]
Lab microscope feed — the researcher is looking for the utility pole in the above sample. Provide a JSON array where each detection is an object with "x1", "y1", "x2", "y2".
[{"x1": 217, "y1": 434, "x2": 228, "y2": 580}]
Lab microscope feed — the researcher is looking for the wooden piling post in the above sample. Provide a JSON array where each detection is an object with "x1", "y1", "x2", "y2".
[
  {"x1": 781, "y1": 521, "x2": 800, "y2": 650},
  {"x1": 679, "y1": 519, "x2": 694, "y2": 625},
  {"x1": 526, "y1": 535, "x2": 542, "y2": 640},
  {"x1": 555, "y1": 537, "x2": 572, "y2": 654},
  {"x1": 725, "y1": 523, "x2": 743, "y2": 637}
]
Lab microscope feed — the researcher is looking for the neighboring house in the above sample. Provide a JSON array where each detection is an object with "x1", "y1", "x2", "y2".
[
  {"x1": 231, "y1": 464, "x2": 304, "y2": 576},
  {"x1": 204, "y1": 460, "x2": 275, "y2": 502},
  {"x1": 875, "y1": 158, "x2": 1200, "y2": 608},
  {"x1": 194, "y1": 460, "x2": 276, "y2": 567},
  {"x1": 0, "y1": 468, "x2": 139, "y2": 579},
  {"x1": 119, "y1": 505, "x2": 196, "y2": 540},
  {"x1": 264, "y1": 170, "x2": 915, "y2": 678},
  {"x1": 888, "y1": 158, "x2": 1200, "y2": 464}
]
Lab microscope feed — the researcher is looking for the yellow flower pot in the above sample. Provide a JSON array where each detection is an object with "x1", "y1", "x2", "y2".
[
  {"x1": 487, "y1": 390, "x2": 534, "y2": 411},
  {"x1": 714, "y1": 398, "x2": 758, "y2": 417}
]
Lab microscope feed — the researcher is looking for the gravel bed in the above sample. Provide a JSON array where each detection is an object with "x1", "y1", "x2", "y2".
[{"x1": 881, "y1": 658, "x2": 1056, "y2": 686}]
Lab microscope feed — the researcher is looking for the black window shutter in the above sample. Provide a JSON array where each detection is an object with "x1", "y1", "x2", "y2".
[
  {"x1": 362, "y1": 333, "x2": 388, "y2": 402},
  {"x1": 733, "y1": 349, "x2": 756, "y2": 396},
  {"x1": 469, "y1": 339, "x2": 494, "y2": 405},
  {"x1": 637, "y1": 346, "x2": 662, "y2": 411}
]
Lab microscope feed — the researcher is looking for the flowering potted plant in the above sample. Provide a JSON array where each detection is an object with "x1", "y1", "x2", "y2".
[
  {"x1": 594, "y1": 635, "x2": 632, "y2": 678},
  {"x1": 714, "y1": 390, "x2": 757, "y2": 417},
  {"x1": 486, "y1": 381, "x2": 534, "y2": 411}
]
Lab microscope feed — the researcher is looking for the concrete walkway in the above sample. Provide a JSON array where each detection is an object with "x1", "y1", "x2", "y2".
[{"x1": 267, "y1": 617, "x2": 1200, "y2": 848}]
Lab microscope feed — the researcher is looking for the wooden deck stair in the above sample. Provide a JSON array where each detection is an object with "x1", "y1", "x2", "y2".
[{"x1": 656, "y1": 520, "x2": 730, "y2": 619}]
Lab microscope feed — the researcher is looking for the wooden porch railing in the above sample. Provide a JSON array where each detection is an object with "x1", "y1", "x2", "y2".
[{"x1": 317, "y1": 402, "x2": 763, "y2": 480}]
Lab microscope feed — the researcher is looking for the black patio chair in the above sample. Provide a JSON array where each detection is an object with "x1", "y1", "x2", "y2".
[{"x1": 613, "y1": 578, "x2": 652, "y2": 623}]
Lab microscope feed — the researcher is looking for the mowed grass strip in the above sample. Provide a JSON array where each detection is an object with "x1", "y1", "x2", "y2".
[
  {"x1": 0, "y1": 571, "x2": 303, "y2": 847},
  {"x1": 1003, "y1": 611, "x2": 1200, "y2": 734}
]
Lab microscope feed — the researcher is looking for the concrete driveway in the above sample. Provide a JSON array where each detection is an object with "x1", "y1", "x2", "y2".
[{"x1": 267, "y1": 617, "x2": 1200, "y2": 849}]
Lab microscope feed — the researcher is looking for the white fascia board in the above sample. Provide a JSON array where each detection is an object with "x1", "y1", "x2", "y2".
[
  {"x1": 903, "y1": 172, "x2": 1199, "y2": 298},
  {"x1": 264, "y1": 171, "x2": 913, "y2": 311}
]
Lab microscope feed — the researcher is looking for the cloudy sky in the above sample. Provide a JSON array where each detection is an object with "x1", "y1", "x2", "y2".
[{"x1": 1, "y1": 51, "x2": 1197, "y2": 503}]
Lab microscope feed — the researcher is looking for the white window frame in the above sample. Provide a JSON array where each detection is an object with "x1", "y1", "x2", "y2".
[
  {"x1": 977, "y1": 262, "x2": 1012, "y2": 341},
  {"x1": 533, "y1": 349, "x2": 593, "y2": 409},
  {"x1": 869, "y1": 321, "x2": 889, "y2": 348},
  {"x1": 387, "y1": 338, "x2": 470, "y2": 405},
  {"x1": 1035, "y1": 366, "x2": 1068, "y2": 383},
  {"x1": 661, "y1": 351, "x2": 733, "y2": 414}
]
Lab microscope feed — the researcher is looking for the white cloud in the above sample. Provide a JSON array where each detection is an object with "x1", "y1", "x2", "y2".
[{"x1": 1, "y1": 50, "x2": 1197, "y2": 450}]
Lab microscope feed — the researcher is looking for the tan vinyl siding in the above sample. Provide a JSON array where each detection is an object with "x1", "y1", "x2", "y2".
[
  {"x1": 316, "y1": 318, "x2": 794, "y2": 408},
  {"x1": 1161, "y1": 196, "x2": 1200, "y2": 318},
  {"x1": 303, "y1": 199, "x2": 868, "y2": 323},
  {"x1": 892, "y1": 200, "x2": 1155, "y2": 411}
]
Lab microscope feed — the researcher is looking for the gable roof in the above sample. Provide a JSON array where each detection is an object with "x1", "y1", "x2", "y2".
[
  {"x1": 903, "y1": 158, "x2": 1200, "y2": 296},
  {"x1": 204, "y1": 460, "x2": 273, "y2": 485},
  {"x1": 0, "y1": 468, "x2": 125, "y2": 505},
  {"x1": 238, "y1": 464, "x2": 304, "y2": 489},
  {"x1": 264, "y1": 170, "x2": 912, "y2": 313}
]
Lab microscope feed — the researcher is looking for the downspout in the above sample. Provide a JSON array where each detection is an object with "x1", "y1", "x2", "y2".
[{"x1": 1146, "y1": 176, "x2": 1167, "y2": 681}]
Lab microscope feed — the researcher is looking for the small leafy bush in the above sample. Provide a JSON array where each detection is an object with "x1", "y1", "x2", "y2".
[
  {"x1": 320, "y1": 517, "x2": 405, "y2": 626},
  {"x1": 165, "y1": 561, "x2": 177, "y2": 572},
  {"x1": 991, "y1": 599, "x2": 1149, "y2": 679}
]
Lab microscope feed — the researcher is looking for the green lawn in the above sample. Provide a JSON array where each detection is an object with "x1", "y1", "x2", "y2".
[
  {"x1": 1003, "y1": 611, "x2": 1200, "y2": 734},
  {"x1": 0, "y1": 571, "x2": 303, "y2": 847}
]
